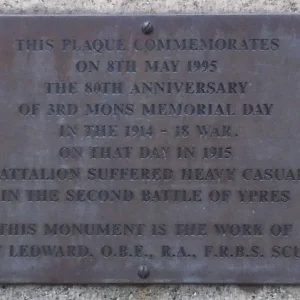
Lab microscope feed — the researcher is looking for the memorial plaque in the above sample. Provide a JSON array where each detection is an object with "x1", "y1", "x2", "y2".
[{"x1": 0, "y1": 14, "x2": 300, "y2": 284}]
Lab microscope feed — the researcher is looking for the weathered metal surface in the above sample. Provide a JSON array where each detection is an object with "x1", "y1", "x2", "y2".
[{"x1": 0, "y1": 14, "x2": 299, "y2": 283}]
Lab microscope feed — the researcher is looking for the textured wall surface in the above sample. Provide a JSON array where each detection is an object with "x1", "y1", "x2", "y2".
[
  {"x1": 0, "y1": 0, "x2": 299, "y2": 299},
  {"x1": 0, "y1": 0, "x2": 299, "y2": 14}
]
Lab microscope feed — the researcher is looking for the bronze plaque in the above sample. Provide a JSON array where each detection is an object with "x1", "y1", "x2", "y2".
[{"x1": 0, "y1": 14, "x2": 299, "y2": 284}]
